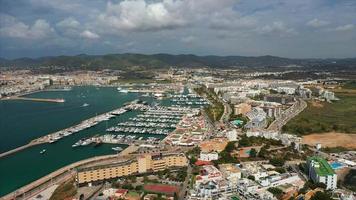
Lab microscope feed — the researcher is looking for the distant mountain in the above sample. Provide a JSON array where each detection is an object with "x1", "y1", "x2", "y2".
[{"x1": 1, "y1": 53, "x2": 355, "y2": 70}]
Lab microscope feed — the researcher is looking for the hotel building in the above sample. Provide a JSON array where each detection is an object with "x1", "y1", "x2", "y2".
[
  {"x1": 76, "y1": 153, "x2": 188, "y2": 184},
  {"x1": 307, "y1": 156, "x2": 337, "y2": 190}
]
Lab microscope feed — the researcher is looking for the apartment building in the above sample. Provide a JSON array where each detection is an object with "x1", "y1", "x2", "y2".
[
  {"x1": 76, "y1": 153, "x2": 188, "y2": 184},
  {"x1": 307, "y1": 156, "x2": 337, "y2": 190}
]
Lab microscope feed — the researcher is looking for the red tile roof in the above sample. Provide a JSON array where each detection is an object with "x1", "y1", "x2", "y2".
[{"x1": 195, "y1": 160, "x2": 212, "y2": 166}]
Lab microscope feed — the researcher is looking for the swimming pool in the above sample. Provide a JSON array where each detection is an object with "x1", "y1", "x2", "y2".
[{"x1": 330, "y1": 162, "x2": 344, "y2": 170}]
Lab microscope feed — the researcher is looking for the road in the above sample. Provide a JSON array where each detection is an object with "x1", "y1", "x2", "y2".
[
  {"x1": 220, "y1": 101, "x2": 232, "y2": 124},
  {"x1": 287, "y1": 163, "x2": 309, "y2": 182},
  {"x1": 178, "y1": 164, "x2": 192, "y2": 200},
  {"x1": 268, "y1": 98, "x2": 307, "y2": 131}
]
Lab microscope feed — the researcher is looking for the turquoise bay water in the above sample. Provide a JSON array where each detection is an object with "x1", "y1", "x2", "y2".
[{"x1": 0, "y1": 86, "x2": 167, "y2": 196}]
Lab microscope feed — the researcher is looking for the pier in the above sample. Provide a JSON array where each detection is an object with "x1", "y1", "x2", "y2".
[
  {"x1": 3, "y1": 96, "x2": 65, "y2": 103},
  {"x1": 0, "y1": 139, "x2": 46, "y2": 159}
]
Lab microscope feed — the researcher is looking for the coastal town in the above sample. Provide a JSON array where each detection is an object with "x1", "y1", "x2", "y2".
[
  {"x1": 2, "y1": 1, "x2": 356, "y2": 199},
  {"x1": 1, "y1": 67, "x2": 355, "y2": 200}
]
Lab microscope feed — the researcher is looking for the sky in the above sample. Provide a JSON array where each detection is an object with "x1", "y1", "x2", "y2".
[{"x1": 0, "y1": 0, "x2": 355, "y2": 59}]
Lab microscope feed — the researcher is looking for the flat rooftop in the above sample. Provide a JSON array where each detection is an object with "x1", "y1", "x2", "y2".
[{"x1": 308, "y1": 156, "x2": 335, "y2": 176}]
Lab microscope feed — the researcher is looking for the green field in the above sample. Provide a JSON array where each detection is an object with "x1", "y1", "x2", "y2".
[{"x1": 283, "y1": 86, "x2": 356, "y2": 135}]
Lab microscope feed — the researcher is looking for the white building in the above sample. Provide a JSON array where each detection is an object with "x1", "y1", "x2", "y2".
[
  {"x1": 199, "y1": 152, "x2": 219, "y2": 161},
  {"x1": 195, "y1": 165, "x2": 223, "y2": 184},
  {"x1": 219, "y1": 164, "x2": 242, "y2": 185},
  {"x1": 307, "y1": 157, "x2": 337, "y2": 190},
  {"x1": 277, "y1": 87, "x2": 296, "y2": 95},
  {"x1": 225, "y1": 130, "x2": 237, "y2": 141},
  {"x1": 245, "y1": 107, "x2": 267, "y2": 129}
]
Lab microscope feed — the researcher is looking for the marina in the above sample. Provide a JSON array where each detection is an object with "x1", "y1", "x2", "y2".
[
  {"x1": 169, "y1": 94, "x2": 209, "y2": 106},
  {"x1": 72, "y1": 134, "x2": 160, "y2": 149},
  {"x1": 0, "y1": 86, "x2": 140, "y2": 196},
  {"x1": 0, "y1": 86, "x2": 206, "y2": 196},
  {"x1": 38, "y1": 107, "x2": 128, "y2": 144},
  {"x1": 106, "y1": 104, "x2": 200, "y2": 136}
]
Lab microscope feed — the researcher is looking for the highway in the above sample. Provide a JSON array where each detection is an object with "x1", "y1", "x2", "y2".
[{"x1": 268, "y1": 98, "x2": 307, "y2": 131}]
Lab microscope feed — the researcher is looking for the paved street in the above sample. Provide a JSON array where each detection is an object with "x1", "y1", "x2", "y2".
[
  {"x1": 179, "y1": 164, "x2": 192, "y2": 200},
  {"x1": 268, "y1": 98, "x2": 307, "y2": 131}
]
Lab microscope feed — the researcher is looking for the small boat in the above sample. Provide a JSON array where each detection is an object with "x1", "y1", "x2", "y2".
[
  {"x1": 40, "y1": 149, "x2": 46, "y2": 154},
  {"x1": 119, "y1": 89, "x2": 128, "y2": 93},
  {"x1": 112, "y1": 147, "x2": 123, "y2": 151},
  {"x1": 82, "y1": 103, "x2": 89, "y2": 107}
]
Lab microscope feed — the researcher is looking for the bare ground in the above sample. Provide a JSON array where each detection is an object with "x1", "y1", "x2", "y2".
[
  {"x1": 302, "y1": 132, "x2": 356, "y2": 149},
  {"x1": 310, "y1": 100, "x2": 324, "y2": 108}
]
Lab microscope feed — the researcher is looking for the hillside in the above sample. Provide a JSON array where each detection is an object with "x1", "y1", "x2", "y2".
[{"x1": 1, "y1": 53, "x2": 355, "y2": 70}]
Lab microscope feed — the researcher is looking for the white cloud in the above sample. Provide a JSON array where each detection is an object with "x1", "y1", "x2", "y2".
[
  {"x1": 56, "y1": 17, "x2": 80, "y2": 29},
  {"x1": 306, "y1": 18, "x2": 329, "y2": 28},
  {"x1": 181, "y1": 36, "x2": 195, "y2": 43},
  {"x1": 30, "y1": 0, "x2": 84, "y2": 13},
  {"x1": 80, "y1": 30, "x2": 100, "y2": 39},
  {"x1": 208, "y1": 11, "x2": 257, "y2": 30},
  {"x1": 334, "y1": 24, "x2": 354, "y2": 31},
  {"x1": 56, "y1": 17, "x2": 81, "y2": 37},
  {"x1": 0, "y1": 14, "x2": 54, "y2": 39},
  {"x1": 97, "y1": 0, "x2": 186, "y2": 32},
  {"x1": 259, "y1": 21, "x2": 297, "y2": 36},
  {"x1": 2, "y1": 0, "x2": 356, "y2": 58}
]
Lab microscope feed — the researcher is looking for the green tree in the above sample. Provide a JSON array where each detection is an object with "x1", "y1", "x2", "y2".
[
  {"x1": 250, "y1": 148, "x2": 257, "y2": 158},
  {"x1": 247, "y1": 175, "x2": 255, "y2": 181},
  {"x1": 225, "y1": 141, "x2": 237, "y2": 153},
  {"x1": 267, "y1": 187, "x2": 283, "y2": 199},
  {"x1": 258, "y1": 145, "x2": 268, "y2": 158},
  {"x1": 310, "y1": 191, "x2": 332, "y2": 200},
  {"x1": 238, "y1": 136, "x2": 251, "y2": 147},
  {"x1": 269, "y1": 157, "x2": 285, "y2": 167},
  {"x1": 135, "y1": 185, "x2": 143, "y2": 191}
]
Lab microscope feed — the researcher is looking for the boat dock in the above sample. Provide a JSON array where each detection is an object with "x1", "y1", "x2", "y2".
[{"x1": 71, "y1": 134, "x2": 160, "y2": 149}]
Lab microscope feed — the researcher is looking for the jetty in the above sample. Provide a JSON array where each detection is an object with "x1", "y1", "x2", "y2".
[
  {"x1": 3, "y1": 96, "x2": 65, "y2": 103},
  {"x1": 0, "y1": 139, "x2": 46, "y2": 159}
]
